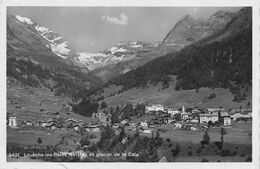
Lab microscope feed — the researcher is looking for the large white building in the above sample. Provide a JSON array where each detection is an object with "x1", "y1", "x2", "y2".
[
  {"x1": 199, "y1": 114, "x2": 218, "y2": 124},
  {"x1": 9, "y1": 116, "x2": 17, "y2": 128},
  {"x1": 145, "y1": 104, "x2": 164, "y2": 113}
]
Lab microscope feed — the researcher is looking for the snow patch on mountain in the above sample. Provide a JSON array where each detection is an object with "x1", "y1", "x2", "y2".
[
  {"x1": 50, "y1": 42, "x2": 71, "y2": 59},
  {"x1": 52, "y1": 36, "x2": 62, "y2": 42},
  {"x1": 109, "y1": 47, "x2": 128, "y2": 55},
  {"x1": 77, "y1": 52, "x2": 109, "y2": 70},
  {"x1": 131, "y1": 44, "x2": 143, "y2": 48},
  {"x1": 78, "y1": 52, "x2": 107, "y2": 62},
  {"x1": 15, "y1": 15, "x2": 33, "y2": 25},
  {"x1": 128, "y1": 41, "x2": 143, "y2": 48},
  {"x1": 34, "y1": 24, "x2": 71, "y2": 58},
  {"x1": 119, "y1": 41, "x2": 144, "y2": 48},
  {"x1": 35, "y1": 25, "x2": 50, "y2": 33}
]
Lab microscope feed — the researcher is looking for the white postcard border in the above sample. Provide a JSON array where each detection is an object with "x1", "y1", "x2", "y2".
[{"x1": 0, "y1": 0, "x2": 259, "y2": 169}]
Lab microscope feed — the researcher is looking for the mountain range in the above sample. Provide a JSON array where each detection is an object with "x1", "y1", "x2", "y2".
[
  {"x1": 93, "y1": 7, "x2": 252, "y2": 109},
  {"x1": 107, "y1": 7, "x2": 251, "y2": 88},
  {"x1": 7, "y1": 7, "x2": 252, "y2": 112}
]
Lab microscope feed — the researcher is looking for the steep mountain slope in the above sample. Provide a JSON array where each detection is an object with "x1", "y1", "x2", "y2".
[
  {"x1": 101, "y1": 84, "x2": 252, "y2": 110},
  {"x1": 160, "y1": 10, "x2": 235, "y2": 50},
  {"x1": 7, "y1": 15, "x2": 79, "y2": 67},
  {"x1": 94, "y1": 7, "x2": 252, "y2": 107},
  {"x1": 201, "y1": 7, "x2": 252, "y2": 43},
  {"x1": 7, "y1": 15, "x2": 103, "y2": 100},
  {"x1": 89, "y1": 9, "x2": 237, "y2": 82}
]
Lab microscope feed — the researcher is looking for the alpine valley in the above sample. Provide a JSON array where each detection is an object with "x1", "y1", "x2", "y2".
[
  {"x1": 6, "y1": 7, "x2": 253, "y2": 163},
  {"x1": 7, "y1": 7, "x2": 252, "y2": 118}
]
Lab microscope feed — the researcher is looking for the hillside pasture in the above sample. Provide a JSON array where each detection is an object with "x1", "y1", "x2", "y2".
[{"x1": 103, "y1": 85, "x2": 252, "y2": 110}]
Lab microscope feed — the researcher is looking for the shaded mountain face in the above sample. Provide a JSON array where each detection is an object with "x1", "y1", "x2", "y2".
[
  {"x1": 102, "y1": 7, "x2": 252, "y2": 99},
  {"x1": 160, "y1": 10, "x2": 235, "y2": 50},
  {"x1": 7, "y1": 15, "x2": 103, "y2": 100},
  {"x1": 203, "y1": 7, "x2": 252, "y2": 43}
]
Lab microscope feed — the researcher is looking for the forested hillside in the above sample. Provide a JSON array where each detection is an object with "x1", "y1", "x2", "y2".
[
  {"x1": 7, "y1": 56, "x2": 102, "y2": 100},
  {"x1": 105, "y1": 8, "x2": 252, "y2": 101}
]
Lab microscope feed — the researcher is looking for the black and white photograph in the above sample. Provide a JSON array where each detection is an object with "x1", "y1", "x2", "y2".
[{"x1": 1, "y1": 0, "x2": 259, "y2": 167}]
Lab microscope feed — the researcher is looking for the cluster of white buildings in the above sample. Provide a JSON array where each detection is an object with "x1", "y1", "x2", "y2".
[
  {"x1": 8, "y1": 103, "x2": 252, "y2": 133},
  {"x1": 8, "y1": 115, "x2": 101, "y2": 132},
  {"x1": 145, "y1": 104, "x2": 252, "y2": 127},
  {"x1": 145, "y1": 104, "x2": 185, "y2": 116},
  {"x1": 229, "y1": 110, "x2": 252, "y2": 120}
]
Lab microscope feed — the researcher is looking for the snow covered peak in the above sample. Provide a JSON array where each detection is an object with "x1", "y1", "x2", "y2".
[{"x1": 15, "y1": 15, "x2": 33, "y2": 24}]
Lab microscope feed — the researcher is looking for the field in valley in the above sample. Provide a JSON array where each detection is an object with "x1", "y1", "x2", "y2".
[{"x1": 7, "y1": 84, "x2": 99, "y2": 124}]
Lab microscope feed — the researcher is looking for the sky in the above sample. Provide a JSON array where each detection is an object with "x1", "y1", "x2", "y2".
[{"x1": 7, "y1": 7, "x2": 241, "y2": 53}]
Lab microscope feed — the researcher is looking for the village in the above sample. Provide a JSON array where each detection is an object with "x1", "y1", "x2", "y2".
[
  {"x1": 7, "y1": 103, "x2": 252, "y2": 134},
  {"x1": 7, "y1": 102, "x2": 253, "y2": 162}
]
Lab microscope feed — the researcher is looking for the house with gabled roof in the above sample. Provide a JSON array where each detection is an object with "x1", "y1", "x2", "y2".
[{"x1": 223, "y1": 116, "x2": 231, "y2": 126}]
